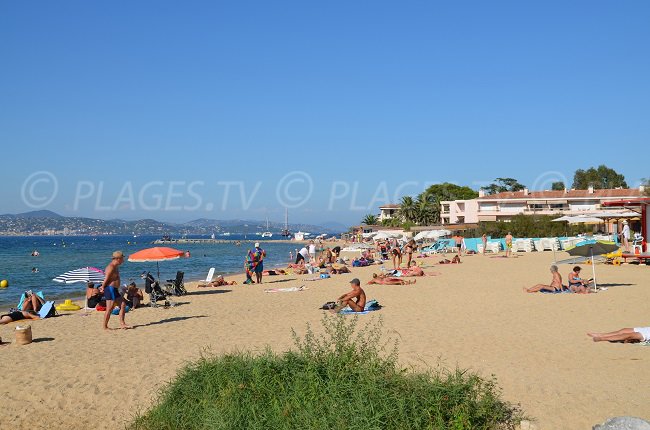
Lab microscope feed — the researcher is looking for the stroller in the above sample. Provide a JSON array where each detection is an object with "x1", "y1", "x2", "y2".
[{"x1": 142, "y1": 272, "x2": 174, "y2": 307}]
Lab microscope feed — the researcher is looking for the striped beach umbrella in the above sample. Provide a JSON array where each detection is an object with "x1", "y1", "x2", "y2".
[{"x1": 53, "y1": 267, "x2": 106, "y2": 284}]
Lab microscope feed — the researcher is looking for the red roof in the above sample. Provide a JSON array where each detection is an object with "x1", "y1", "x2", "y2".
[{"x1": 478, "y1": 189, "x2": 640, "y2": 200}]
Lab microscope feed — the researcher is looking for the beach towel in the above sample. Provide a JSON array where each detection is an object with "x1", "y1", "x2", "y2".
[
  {"x1": 245, "y1": 248, "x2": 265, "y2": 280},
  {"x1": 264, "y1": 286, "x2": 307, "y2": 293},
  {"x1": 338, "y1": 299, "x2": 382, "y2": 314},
  {"x1": 540, "y1": 289, "x2": 573, "y2": 294},
  {"x1": 17, "y1": 291, "x2": 45, "y2": 309}
]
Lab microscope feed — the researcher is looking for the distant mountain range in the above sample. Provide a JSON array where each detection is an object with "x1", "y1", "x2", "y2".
[{"x1": 0, "y1": 210, "x2": 347, "y2": 236}]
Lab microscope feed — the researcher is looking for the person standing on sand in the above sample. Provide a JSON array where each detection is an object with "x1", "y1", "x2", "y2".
[
  {"x1": 101, "y1": 251, "x2": 131, "y2": 330},
  {"x1": 619, "y1": 221, "x2": 630, "y2": 253},
  {"x1": 505, "y1": 232, "x2": 513, "y2": 257},
  {"x1": 252, "y1": 242, "x2": 266, "y2": 284},
  {"x1": 481, "y1": 234, "x2": 488, "y2": 255},
  {"x1": 308, "y1": 240, "x2": 316, "y2": 263}
]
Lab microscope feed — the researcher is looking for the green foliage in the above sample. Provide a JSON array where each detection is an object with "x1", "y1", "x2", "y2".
[
  {"x1": 463, "y1": 215, "x2": 591, "y2": 238},
  {"x1": 481, "y1": 178, "x2": 526, "y2": 195},
  {"x1": 397, "y1": 196, "x2": 417, "y2": 224},
  {"x1": 572, "y1": 165, "x2": 627, "y2": 189},
  {"x1": 131, "y1": 317, "x2": 524, "y2": 430},
  {"x1": 362, "y1": 214, "x2": 378, "y2": 225},
  {"x1": 551, "y1": 181, "x2": 565, "y2": 191},
  {"x1": 381, "y1": 217, "x2": 401, "y2": 227},
  {"x1": 402, "y1": 183, "x2": 479, "y2": 226}
]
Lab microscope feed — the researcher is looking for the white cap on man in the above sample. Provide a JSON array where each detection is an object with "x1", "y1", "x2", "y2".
[{"x1": 255, "y1": 242, "x2": 260, "y2": 248}]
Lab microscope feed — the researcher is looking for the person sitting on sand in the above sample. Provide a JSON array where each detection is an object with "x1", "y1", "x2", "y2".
[
  {"x1": 21, "y1": 290, "x2": 45, "y2": 312},
  {"x1": 1, "y1": 310, "x2": 40, "y2": 325},
  {"x1": 568, "y1": 266, "x2": 593, "y2": 294},
  {"x1": 588, "y1": 327, "x2": 650, "y2": 343},
  {"x1": 86, "y1": 282, "x2": 106, "y2": 309},
  {"x1": 125, "y1": 282, "x2": 144, "y2": 309},
  {"x1": 333, "y1": 278, "x2": 366, "y2": 312},
  {"x1": 524, "y1": 265, "x2": 564, "y2": 293},
  {"x1": 200, "y1": 275, "x2": 238, "y2": 287},
  {"x1": 367, "y1": 273, "x2": 416, "y2": 285}
]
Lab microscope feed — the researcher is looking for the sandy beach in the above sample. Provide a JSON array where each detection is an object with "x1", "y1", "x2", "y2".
[{"x1": 1, "y1": 249, "x2": 649, "y2": 429}]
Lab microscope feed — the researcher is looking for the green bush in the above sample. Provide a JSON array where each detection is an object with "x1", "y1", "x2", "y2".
[{"x1": 130, "y1": 317, "x2": 524, "y2": 430}]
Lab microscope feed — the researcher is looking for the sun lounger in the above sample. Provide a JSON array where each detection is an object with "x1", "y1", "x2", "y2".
[{"x1": 204, "y1": 267, "x2": 215, "y2": 283}]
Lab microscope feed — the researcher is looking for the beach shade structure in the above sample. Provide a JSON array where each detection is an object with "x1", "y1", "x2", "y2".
[
  {"x1": 565, "y1": 241, "x2": 619, "y2": 290},
  {"x1": 53, "y1": 267, "x2": 105, "y2": 284},
  {"x1": 567, "y1": 216, "x2": 604, "y2": 225},
  {"x1": 128, "y1": 246, "x2": 186, "y2": 279}
]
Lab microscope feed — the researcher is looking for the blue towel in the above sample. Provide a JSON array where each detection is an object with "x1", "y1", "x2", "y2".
[
  {"x1": 339, "y1": 299, "x2": 381, "y2": 314},
  {"x1": 17, "y1": 291, "x2": 45, "y2": 309}
]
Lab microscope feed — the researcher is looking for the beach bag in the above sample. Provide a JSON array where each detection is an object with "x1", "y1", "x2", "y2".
[{"x1": 321, "y1": 301, "x2": 337, "y2": 310}]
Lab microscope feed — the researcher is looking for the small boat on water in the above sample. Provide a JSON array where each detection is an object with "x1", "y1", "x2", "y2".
[{"x1": 261, "y1": 218, "x2": 273, "y2": 238}]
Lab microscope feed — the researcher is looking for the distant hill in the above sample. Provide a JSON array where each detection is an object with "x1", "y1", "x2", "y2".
[
  {"x1": 0, "y1": 212, "x2": 345, "y2": 236},
  {"x1": 1, "y1": 210, "x2": 64, "y2": 219}
]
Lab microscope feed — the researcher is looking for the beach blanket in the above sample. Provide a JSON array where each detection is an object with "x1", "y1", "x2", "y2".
[
  {"x1": 338, "y1": 299, "x2": 381, "y2": 314},
  {"x1": 264, "y1": 286, "x2": 307, "y2": 293},
  {"x1": 540, "y1": 289, "x2": 573, "y2": 294}
]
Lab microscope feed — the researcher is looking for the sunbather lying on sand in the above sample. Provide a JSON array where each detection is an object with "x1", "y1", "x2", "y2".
[
  {"x1": 438, "y1": 255, "x2": 461, "y2": 264},
  {"x1": 262, "y1": 269, "x2": 286, "y2": 276},
  {"x1": 588, "y1": 327, "x2": 650, "y2": 343},
  {"x1": 524, "y1": 265, "x2": 564, "y2": 293},
  {"x1": 199, "y1": 275, "x2": 237, "y2": 287},
  {"x1": 1, "y1": 310, "x2": 40, "y2": 325},
  {"x1": 367, "y1": 274, "x2": 416, "y2": 285}
]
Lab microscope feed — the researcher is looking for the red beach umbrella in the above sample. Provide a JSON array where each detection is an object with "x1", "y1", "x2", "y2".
[{"x1": 128, "y1": 247, "x2": 186, "y2": 279}]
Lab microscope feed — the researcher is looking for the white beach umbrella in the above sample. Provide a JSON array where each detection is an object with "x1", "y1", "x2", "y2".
[{"x1": 373, "y1": 232, "x2": 392, "y2": 241}]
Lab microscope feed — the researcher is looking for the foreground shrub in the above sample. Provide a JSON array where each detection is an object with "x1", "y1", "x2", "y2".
[{"x1": 131, "y1": 317, "x2": 524, "y2": 430}]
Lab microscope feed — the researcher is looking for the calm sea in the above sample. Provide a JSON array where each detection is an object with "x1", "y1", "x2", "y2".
[{"x1": 0, "y1": 235, "x2": 303, "y2": 308}]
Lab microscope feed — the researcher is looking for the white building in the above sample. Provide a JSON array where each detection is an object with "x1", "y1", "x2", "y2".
[{"x1": 441, "y1": 186, "x2": 643, "y2": 224}]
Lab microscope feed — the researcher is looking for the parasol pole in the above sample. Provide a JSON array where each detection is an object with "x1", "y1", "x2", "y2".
[
  {"x1": 157, "y1": 261, "x2": 160, "y2": 280},
  {"x1": 590, "y1": 247, "x2": 597, "y2": 291}
]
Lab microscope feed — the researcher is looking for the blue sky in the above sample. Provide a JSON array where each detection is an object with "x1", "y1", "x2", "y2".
[{"x1": 1, "y1": 1, "x2": 648, "y2": 226}]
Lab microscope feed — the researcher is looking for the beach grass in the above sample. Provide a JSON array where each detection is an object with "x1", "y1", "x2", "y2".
[{"x1": 130, "y1": 316, "x2": 524, "y2": 430}]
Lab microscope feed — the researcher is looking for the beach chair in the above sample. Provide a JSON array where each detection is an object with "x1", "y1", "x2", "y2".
[
  {"x1": 143, "y1": 272, "x2": 173, "y2": 307},
  {"x1": 165, "y1": 271, "x2": 186, "y2": 296},
  {"x1": 204, "y1": 267, "x2": 215, "y2": 283}
]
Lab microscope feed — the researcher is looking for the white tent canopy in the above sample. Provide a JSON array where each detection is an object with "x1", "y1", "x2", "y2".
[{"x1": 414, "y1": 229, "x2": 452, "y2": 241}]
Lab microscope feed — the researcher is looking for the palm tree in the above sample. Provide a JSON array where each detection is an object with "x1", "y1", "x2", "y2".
[
  {"x1": 398, "y1": 196, "x2": 417, "y2": 223},
  {"x1": 362, "y1": 214, "x2": 378, "y2": 225},
  {"x1": 415, "y1": 196, "x2": 436, "y2": 226}
]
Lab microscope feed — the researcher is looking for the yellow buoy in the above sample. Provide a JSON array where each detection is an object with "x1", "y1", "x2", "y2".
[
  {"x1": 56, "y1": 299, "x2": 81, "y2": 311},
  {"x1": 0, "y1": 279, "x2": 8, "y2": 288}
]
